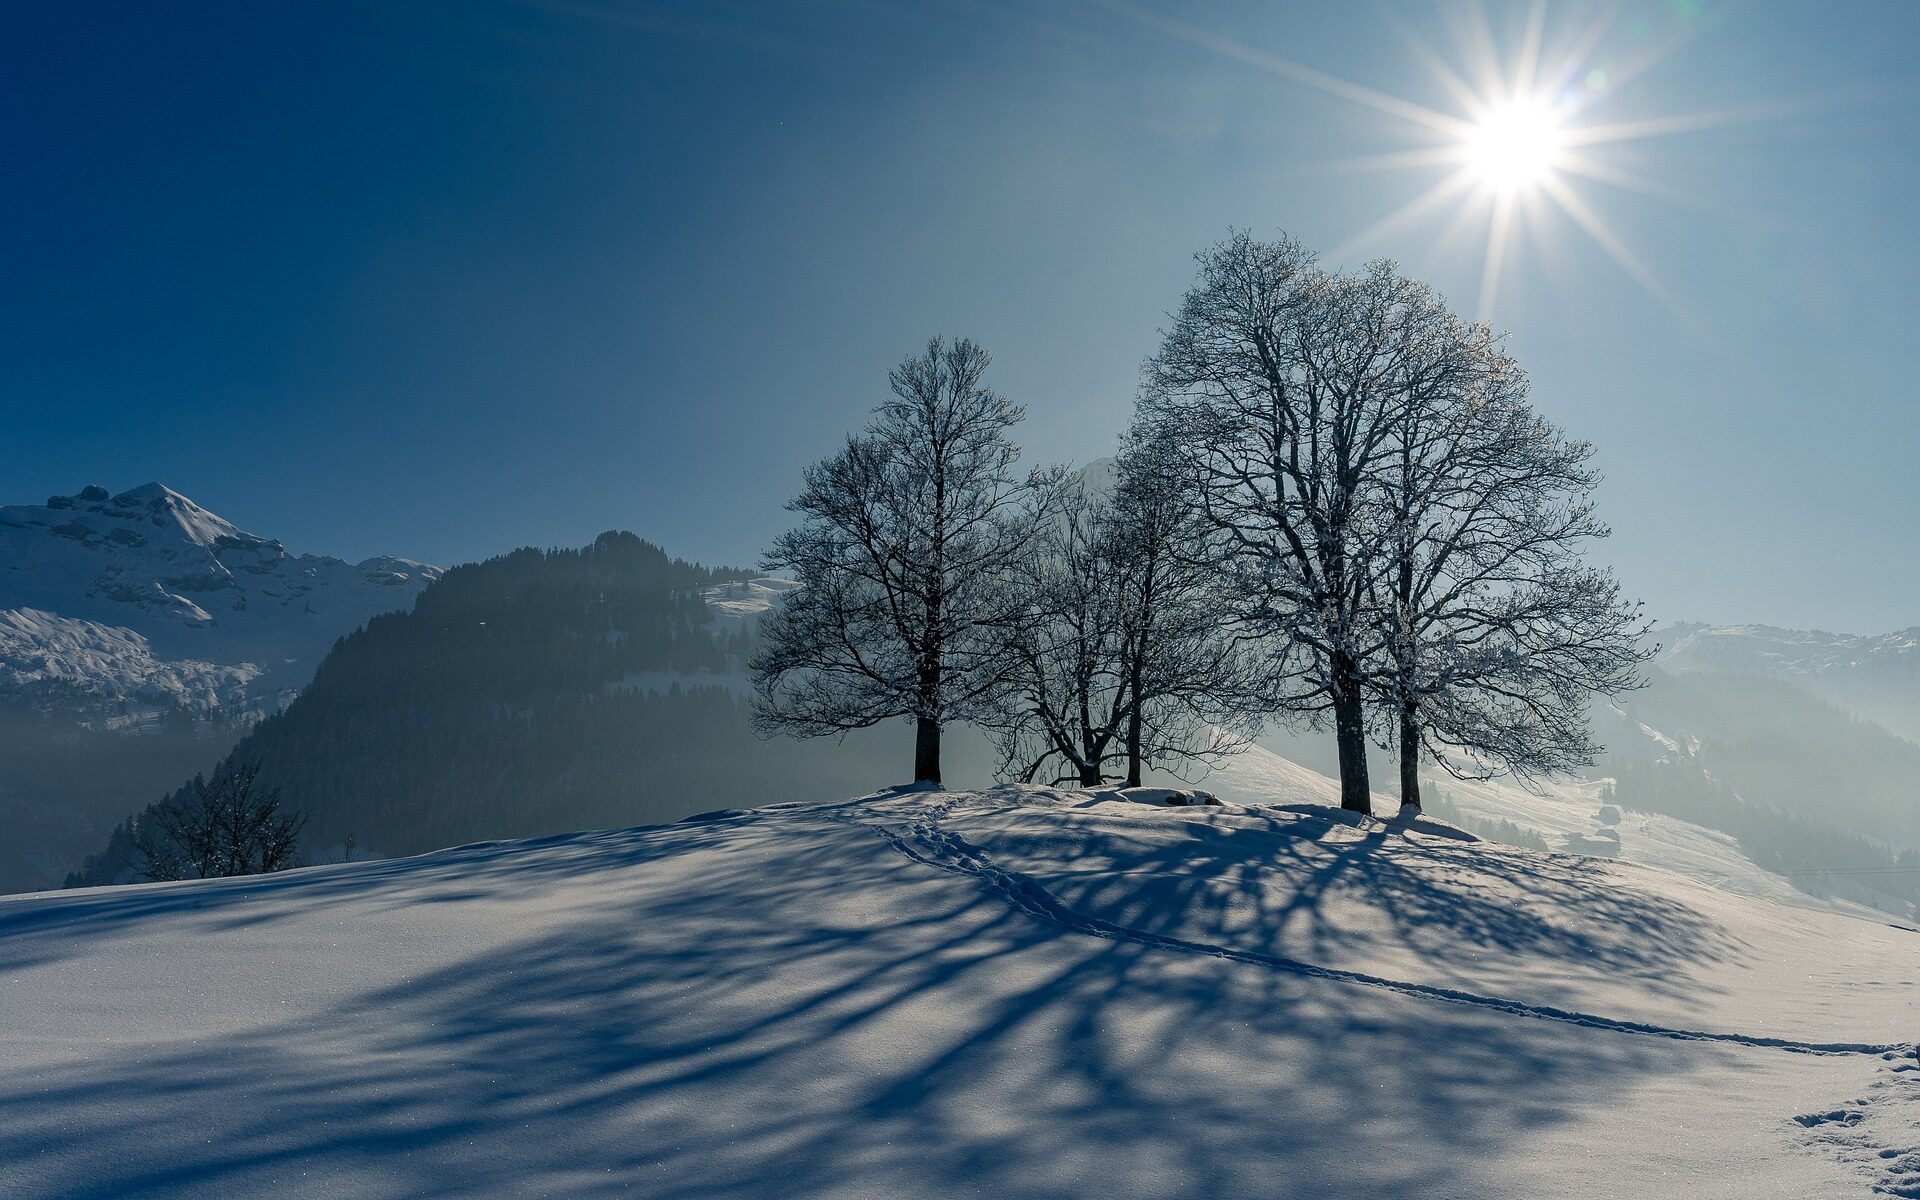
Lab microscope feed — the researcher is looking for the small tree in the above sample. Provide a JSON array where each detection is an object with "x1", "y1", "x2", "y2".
[
  {"x1": 988, "y1": 481, "x2": 1132, "y2": 785},
  {"x1": 986, "y1": 436, "x2": 1249, "y2": 789},
  {"x1": 1105, "y1": 425, "x2": 1252, "y2": 786},
  {"x1": 136, "y1": 761, "x2": 304, "y2": 881},
  {"x1": 753, "y1": 337, "x2": 1059, "y2": 784}
]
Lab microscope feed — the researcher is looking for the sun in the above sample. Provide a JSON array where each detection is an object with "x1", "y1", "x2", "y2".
[
  {"x1": 1463, "y1": 99, "x2": 1566, "y2": 193},
  {"x1": 1108, "y1": 4, "x2": 1759, "y2": 321}
]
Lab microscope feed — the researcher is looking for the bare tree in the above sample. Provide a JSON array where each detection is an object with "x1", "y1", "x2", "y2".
[
  {"x1": 1373, "y1": 348, "x2": 1652, "y2": 810},
  {"x1": 1105, "y1": 425, "x2": 1253, "y2": 786},
  {"x1": 753, "y1": 336, "x2": 1060, "y2": 785},
  {"x1": 987, "y1": 481, "x2": 1132, "y2": 786},
  {"x1": 985, "y1": 435, "x2": 1250, "y2": 789},
  {"x1": 136, "y1": 760, "x2": 304, "y2": 881},
  {"x1": 1140, "y1": 235, "x2": 1437, "y2": 812}
]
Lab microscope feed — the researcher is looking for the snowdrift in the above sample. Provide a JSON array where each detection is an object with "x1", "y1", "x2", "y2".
[{"x1": 2, "y1": 785, "x2": 1916, "y2": 1198}]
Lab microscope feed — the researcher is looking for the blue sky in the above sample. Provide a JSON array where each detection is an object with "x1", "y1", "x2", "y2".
[{"x1": 5, "y1": 2, "x2": 1915, "y2": 631}]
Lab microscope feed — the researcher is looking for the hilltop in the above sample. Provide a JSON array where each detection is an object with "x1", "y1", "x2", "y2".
[{"x1": 3, "y1": 784, "x2": 1915, "y2": 1198}]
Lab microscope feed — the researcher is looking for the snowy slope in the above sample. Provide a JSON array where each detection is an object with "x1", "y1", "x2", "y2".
[
  {"x1": 0, "y1": 608, "x2": 263, "y2": 723},
  {"x1": 701, "y1": 574, "x2": 800, "y2": 624},
  {"x1": 2, "y1": 785, "x2": 1915, "y2": 1198},
  {"x1": 1204, "y1": 743, "x2": 1897, "y2": 921},
  {"x1": 0, "y1": 483, "x2": 439, "y2": 718},
  {"x1": 1417, "y1": 768, "x2": 1901, "y2": 921}
]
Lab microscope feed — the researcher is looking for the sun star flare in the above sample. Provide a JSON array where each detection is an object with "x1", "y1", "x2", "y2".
[
  {"x1": 1125, "y1": 4, "x2": 1772, "y2": 322},
  {"x1": 1463, "y1": 98, "x2": 1568, "y2": 193}
]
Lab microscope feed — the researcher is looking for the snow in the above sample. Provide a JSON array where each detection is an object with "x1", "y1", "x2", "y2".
[
  {"x1": 1199, "y1": 739, "x2": 1363, "y2": 808},
  {"x1": 1107, "y1": 786, "x2": 1222, "y2": 807},
  {"x1": 702, "y1": 576, "x2": 800, "y2": 624},
  {"x1": 2, "y1": 782, "x2": 1915, "y2": 1198},
  {"x1": 1204, "y1": 741, "x2": 1906, "y2": 925},
  {"x1": 0, "y1": 484, "x2": 440, "y2": 719},
  {"x1": 0, "y1": 607, "x2": 263, "y2": 718},
  {"x1": 1420, "y1": 769, "x2": 1907, "y2": 921}
]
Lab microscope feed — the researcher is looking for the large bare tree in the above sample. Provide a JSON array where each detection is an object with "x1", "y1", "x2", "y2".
[
  {"x1": 1140, "y1": 235, "x2": 1442, "y2": 812},
  {"x1": 753, "y1": 337, "x2": 1059, "y2": 785}
]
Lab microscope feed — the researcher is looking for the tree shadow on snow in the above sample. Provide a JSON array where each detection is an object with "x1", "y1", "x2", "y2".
[
  {"x1": 953, "y1": 800, "x2": 1745, "y2": 1010},
  {"x1": 0, "y1": 798, "x2": 1753, "y2": 1199}
]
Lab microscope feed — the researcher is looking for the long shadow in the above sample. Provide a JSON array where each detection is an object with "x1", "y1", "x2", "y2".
[
  {"x1": 0, "y1": 804, "x2": 824, "y2": 971},
  {"x1": 945, "y1": 797, "x2": 1745, "y2": 1010},
  {"x1": 0, "y1": 795, "x2": 1775, "y2": 1199}
]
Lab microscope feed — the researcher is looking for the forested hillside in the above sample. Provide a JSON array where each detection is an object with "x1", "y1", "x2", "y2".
[
  {"x1": 1593, "y1": 666, "x2": 1920, "y2": 915},
  {"x1": 65, "y1": 532, "x2": 979, "y2": 886},
  {"x1": 1603, "y1": 757, "x2": 1920, "y2": 915},
  {"x1": 1597, "y1": 668, "x2": 1920, "y2": 843}
]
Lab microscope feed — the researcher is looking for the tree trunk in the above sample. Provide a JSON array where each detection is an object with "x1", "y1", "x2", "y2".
[
  {"x1": 1079, "y1": 756, "x2": 1103, "y2": 788},
  {"x1": 1330, "y1": 658, "x2": 1372, "y2": 813},
  {"x1": 1398, "y1": 707, "x2": 1421, "y2": 811},
  {"x1": 1124, "y1": 696, "x2": 1144, "y2": 788},
  {"x1": 914, "y1": 716, "x2": 942, "y2": 785},
  {"x1": 1125, "y1": 567, "x2": 1152, "y2": 789}
]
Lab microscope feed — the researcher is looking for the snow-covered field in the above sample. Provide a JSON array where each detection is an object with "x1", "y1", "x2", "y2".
[
  {"x1": 1208, "y1": 743, "x2": 1907, "y2": 923},
  {"x1": 3, "y1": 784, "x2": 1917, "y2": 1198}
]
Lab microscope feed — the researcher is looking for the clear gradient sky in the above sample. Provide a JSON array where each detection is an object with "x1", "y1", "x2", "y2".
[{"x1": 5, "y1": 2, "x2": 1916, "y2": 631}]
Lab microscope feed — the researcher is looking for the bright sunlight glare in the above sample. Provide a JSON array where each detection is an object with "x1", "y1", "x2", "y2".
[
  {"x1": 1128, "y1": 5, "x2": 1803, "y2": 321},
  {"x1": 1464, "y1": 99, "x2": 1566, "y2": 191}
]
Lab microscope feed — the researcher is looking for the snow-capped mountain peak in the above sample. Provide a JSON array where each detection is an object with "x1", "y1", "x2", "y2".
[
  {"x1": 56, "y1": 482, "x2": 261, "y2": 550},
  {"x1": 0, "y1": 483, "x2": 441, "y2": 720}
]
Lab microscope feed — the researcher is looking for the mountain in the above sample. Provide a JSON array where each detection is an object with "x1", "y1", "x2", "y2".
[
  {"x1": 61, "y1": 533, "x2": 1002, "y2": 888},
  {"x1": 6, "y1": 785, "x2": 1917, "y2": 1197},
  {"x1": 0, "y1": 483, "x2": 440, "y2": 719},
  {"x1": 1657, "y1": 622, "x2": 1920, "y2": 743},
  {"x1": 0, "y1": 483, "x2": 439, "y2": 893},
  {"x1": 1583, "y1": 664, "x2": 1920, "y2": 918},
  {"x1": 0, "y1": 607, "x2": 259, "y2": 721}
]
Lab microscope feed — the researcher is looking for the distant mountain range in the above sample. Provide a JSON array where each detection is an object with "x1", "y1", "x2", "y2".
[
  {"x1": 0, "y1": 483, "x2": 440, "y2": 722},
  {"x1": 0, "y1": 483, "x2": 439, "y2": 892},
  {"x1": 1654, "y1": 622, "x2": 1920, "y2": 744},
  {"x1": 1574, "y1": 623, "x2": 1920, "y2": 917}
]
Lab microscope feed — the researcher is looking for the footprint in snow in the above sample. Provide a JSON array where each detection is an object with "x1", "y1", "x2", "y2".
[
  {"x1": 1794, "y1": 1051, "x2": 1920, "y2": 1196},
  {"x1": 1796, "y1": 1109, "x2": 1866, "y2": 1128}
]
